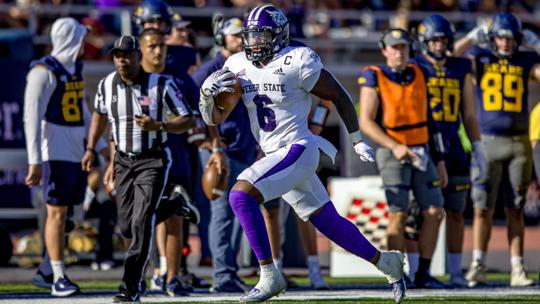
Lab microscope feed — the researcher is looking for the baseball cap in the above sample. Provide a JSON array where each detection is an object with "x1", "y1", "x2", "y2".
[
  {"x1": 172, "y1": 13, "x2": 191, "y2": 28},
  {"x1": 222, "y1": 17, "x2": 242, "y2": 35},
  {"x1": 382, "y1": 29, "x2": 411, "y2": 47},
  {"x1": 110, "y1": 35, "x2": 139, "y2": 54}
]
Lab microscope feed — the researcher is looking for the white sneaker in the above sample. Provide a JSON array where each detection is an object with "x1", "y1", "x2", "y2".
[
  {"x1": 150, "y1": 275, "x2": 164, "y2": 291},
  {"x1": 240, "y1": 267, "x2": 286, "y2": 302},
  {"x1": 308, "y1": 266, "x2": 328, "y2": 290},
  {"x1": 99, "y1": 260, "x2": 114, "y2": 271},
  {"x1": 465, "y1": 261, "x2": 486, "y2": 288},
  {"x1": 511, "y1": 264, "x2": 534, "y2": 287},
  {"x1": 376, "y1": 251, "x2": 406, "y2": 303},
  {"x1": 449, "y1": 273, "x2": 469, "y2": 288}
]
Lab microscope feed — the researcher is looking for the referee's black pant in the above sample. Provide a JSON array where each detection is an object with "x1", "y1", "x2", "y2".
[{"x1": 114, "y1": 147, "x2": 171, "y2": 294}]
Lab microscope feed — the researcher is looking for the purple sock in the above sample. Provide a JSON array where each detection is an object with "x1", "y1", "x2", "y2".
[
  {"x1": 229, "y1": 190, "x2": 272, "y2": 261},
  {"x1": 310, "y1": 202, "x2": 378, "y2": 261}
]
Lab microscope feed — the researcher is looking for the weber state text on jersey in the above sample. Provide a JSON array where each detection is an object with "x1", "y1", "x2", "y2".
[
  {"x1": 223, "y1": 46, "x2": 323, "y2": 154},
  {"x1": 415, "y1": 55, "x2": 472, "y2": 175},
  {"x1": 470, "y1": 46, "x2": 540, "y2": 136},
  {"x1": 30, "y1": 55, "x2": 85, "y2": 126}
]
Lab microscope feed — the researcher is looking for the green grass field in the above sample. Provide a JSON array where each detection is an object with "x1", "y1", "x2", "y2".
[{"x1": 1, "y1": 273, "x2": 538, "y2": 303}]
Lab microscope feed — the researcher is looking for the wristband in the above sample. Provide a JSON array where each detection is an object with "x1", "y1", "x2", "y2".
[{"x1": 212, "y1": 147, "x2": 224, "y2": 153}]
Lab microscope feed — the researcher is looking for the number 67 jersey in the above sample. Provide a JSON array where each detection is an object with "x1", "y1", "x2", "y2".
[
  {"x1": 470, "y1": 46, "x2": 540, "y2": 136},
  {"x1": 223, "y1": 45, "x2": 323, "y2": 154}
]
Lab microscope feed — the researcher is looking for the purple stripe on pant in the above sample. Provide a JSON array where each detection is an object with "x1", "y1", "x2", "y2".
[{"x1": 255, "y1": 144, "x2": 305, "y2": 183}]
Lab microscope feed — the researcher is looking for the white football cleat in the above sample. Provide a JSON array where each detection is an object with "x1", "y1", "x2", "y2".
[
  {"x1": 376, "y1": 251, "x2": 406, "y2": 303},
  {"x1": 511, "y1": 264, "x2": 534, "y2": 287},
  {"x1": 240, "y1": 266, "x2": 286, "y2": 303},
  {"x1": 465, "y1": 260, "x2": 486, "y2": 288}
]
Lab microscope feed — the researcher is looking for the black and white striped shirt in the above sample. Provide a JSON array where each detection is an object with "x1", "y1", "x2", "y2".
[{"x1": 94, "y1": 70, "x2": 191, "y2": 153}]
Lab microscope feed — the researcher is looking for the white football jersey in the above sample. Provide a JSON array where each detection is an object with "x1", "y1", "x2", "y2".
[{"x1": 223, "y1": 46, "x2": 323, "y2": 154}]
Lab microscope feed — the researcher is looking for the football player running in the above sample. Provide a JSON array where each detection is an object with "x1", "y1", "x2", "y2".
[
  {"x1": 415, "y1": 15, "x2": 485, "y2": 288},
  {"x1": 455, "y1": 12, "x2": 540, "y2": 287},
  {"x1": 199, "y1": 5, "x2": 406, "y2": 303}
]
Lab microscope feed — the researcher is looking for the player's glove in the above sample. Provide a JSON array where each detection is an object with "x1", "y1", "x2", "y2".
[
  {"x1": 471, "y1": 140, "x2": 487, "y2": 182},
  {"x1": 350, "y1": 131, "x2": 375, "y2": 162},
  {"x1": 354, "y1": 141, "x2": 375, "y2": 162},
  {"x1": 522, "y1": 29, "x2": 540, "y2": 55},
  {"x1": 199, "y1": 68, "x2": 237, "y2": 126},
  {"x1": 201, "y1": 68, "x2": 237, "y2": 98},
  {"x1": 466, "y1": 21, "x2": 489, "y2": 45}
]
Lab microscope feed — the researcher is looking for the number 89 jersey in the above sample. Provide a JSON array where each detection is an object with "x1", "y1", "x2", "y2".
[
  {"x1": 223, "y1": 46, "x2": 323, "y2": 154},
  {"x1": 470, "y1": 46, "x2": 540, "y2": 136}
]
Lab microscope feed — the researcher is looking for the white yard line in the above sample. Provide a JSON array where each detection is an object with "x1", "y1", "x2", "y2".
[{"x1": 1, "y1": 287, "x2": 540, "y2": 303}]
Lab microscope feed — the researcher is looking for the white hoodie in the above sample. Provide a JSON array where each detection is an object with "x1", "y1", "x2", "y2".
[{"x1": 23, "y1": 17, "x2": 94, "y2": 164}]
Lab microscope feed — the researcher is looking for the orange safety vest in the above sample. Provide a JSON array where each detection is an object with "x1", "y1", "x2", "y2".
[{"x1": 371, "y1": 64, "x2": 429, "y2": 146}]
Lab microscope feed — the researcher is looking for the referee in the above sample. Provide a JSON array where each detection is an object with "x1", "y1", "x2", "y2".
[{"x1": 81, "y1": 35, "x2": 195, "y2": 303}]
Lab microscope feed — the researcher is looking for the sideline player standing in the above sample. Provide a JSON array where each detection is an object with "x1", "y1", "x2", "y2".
[
  {"x1": 24, "y1": 17, "x2": 88, "y2": 297},
  {"x1": 358, "y1": 28, "x2": 447, "y2": 289},
  {"x1": 415, "y1": 15, "x2": 486, "y2": 287},
  {"x1": 455, "y1": 12, "x2": 540, "y2": 287},
  {"x1": 199, "y1": 5, "x2": 406, "y2": 303}
]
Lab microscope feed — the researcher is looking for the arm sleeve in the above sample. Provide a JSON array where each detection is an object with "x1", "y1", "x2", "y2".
[
  {"x1": 163, "y1": 78, "x2": 192, "y2": 117},
  {"x1": 299, "y1": 48, "x2": 323, "y2": 92},
  {"x1": 94, "y1": 79, "x2": 108, "y2": 115},
  {"x1": 23, "y1": 67, "x2": 56, "y2": 165}
]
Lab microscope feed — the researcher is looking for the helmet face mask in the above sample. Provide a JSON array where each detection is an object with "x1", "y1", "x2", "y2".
[
  {"x1": 242, "y1": 28, "x2": 274, "y2": 62},
  {"x1": 426, "y1": 37, "x2": 449, "y2": 60},
  {"x1": 493, "y1": 35, "x2": 516, "y2": 57},
  {"x1": 242, "y1": 5, "x2": 290, "y2": 63},
  {"x1": 418, "y1": 15, "x2": 454, "y2": 61}
]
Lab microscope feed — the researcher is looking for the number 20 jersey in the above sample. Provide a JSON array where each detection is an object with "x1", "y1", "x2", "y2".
[
  {"x1": 470, "y1": 46, "x2": 540, "y2": 136},
  {"x1": 223, "y1": 46, "x2": 323, "y2": 154}
]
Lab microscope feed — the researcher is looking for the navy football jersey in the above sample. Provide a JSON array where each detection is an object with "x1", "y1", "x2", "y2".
[
  {"x1": 414, "y1": 55, "x2": 472, "y2": 175},
  {"x1": 415, "y1": 55, "x2": 471, "y2": 135},
  {"x1": 30, "y1": 55, "x2": 85, "y2": 126},
  {"x1": 470, "y1": 46, "x2": 540, "y2": 136}
]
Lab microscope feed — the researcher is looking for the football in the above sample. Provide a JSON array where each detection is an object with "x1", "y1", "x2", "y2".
[
  {"x1": 215, "y1": 75, "x2": 242, "y2": 111},
  {"x1": 202, "y1": 161, "x2": 229, "y2": 200}
]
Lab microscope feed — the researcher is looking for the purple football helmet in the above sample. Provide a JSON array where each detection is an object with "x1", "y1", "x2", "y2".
[{"x1": 242, "y1": 5, "x2": 290, "y2": 62}]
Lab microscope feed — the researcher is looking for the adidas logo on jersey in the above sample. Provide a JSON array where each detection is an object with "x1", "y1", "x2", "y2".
[{"x1": 273, "y1": 67, "x2": 285, "y2": 75}]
